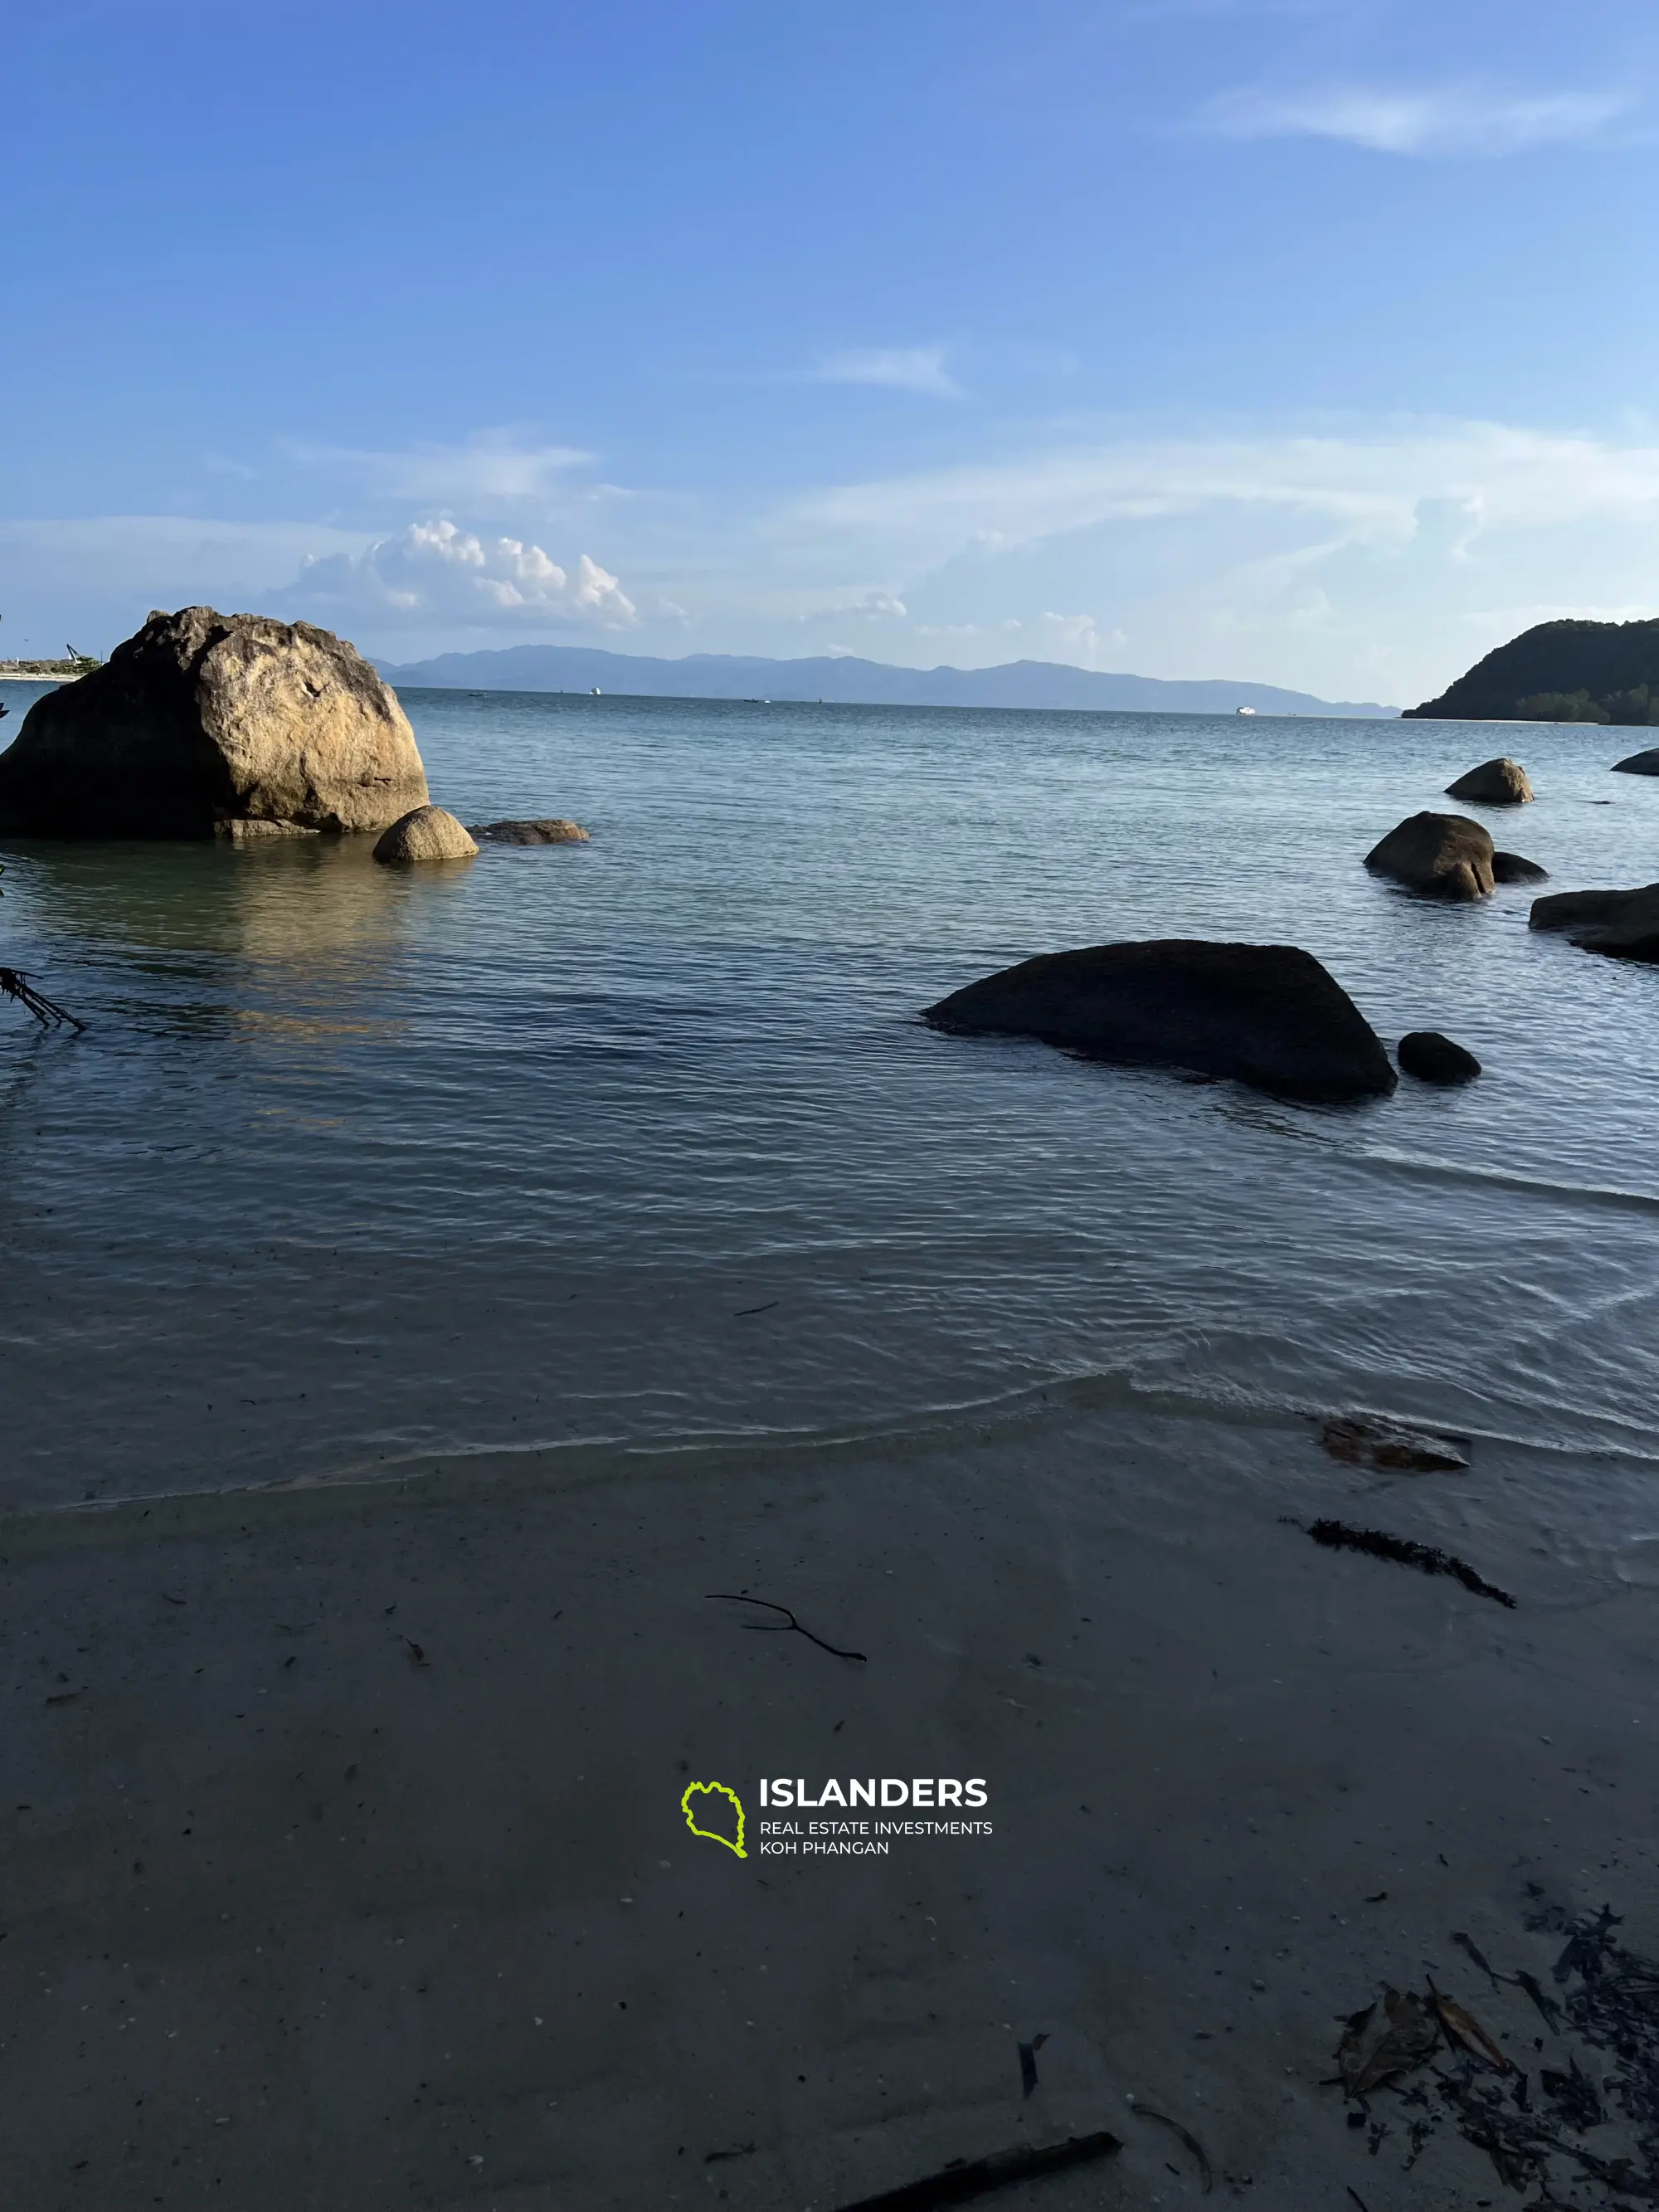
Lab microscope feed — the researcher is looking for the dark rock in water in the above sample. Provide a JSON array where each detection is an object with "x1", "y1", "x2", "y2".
[
  {"x1": 1445, "y1": 757, "x2": 1533, "y2": 804},
  {"x1": 0, "y1": 606, "x2": 427, "y2": 838},
  {"x1": 1491, "y1": 850, "x2": 1548, "y2": 884},
  {"x1": 1611, "y1": 748, "x2": 1659, "y2": 775},
  {"x1": 922, "y1": 939, "x2": 1396, "y2": 1102},
  {"x1": 469, "y1": 817, "x2": 591, "y2": 845},
  {"x1": 1365, "y1": 811, "x2": 1495, "y2": 899},
  {"x1": 1398, "y1": 1030, "x2": 1481, "y2": 1084},
  {"x1": 1530, "y1": 883, "x2": 1659, "y2": 962},
  {"x1": 1320, "y1": 1416, "x2": 1469, "y2": 1474}
]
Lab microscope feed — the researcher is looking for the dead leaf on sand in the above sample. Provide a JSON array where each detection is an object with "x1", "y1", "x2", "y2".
[
  {"x1": 1346, "y1": 1989, "x2": 1441, "y2": 2097},
  {"x1": 1429, "y1": 1985, "x2": 1511, "y2": 2071},
  {"x1": 1336, "y1": 2003, "x2": 1379, "y2": 2095}
]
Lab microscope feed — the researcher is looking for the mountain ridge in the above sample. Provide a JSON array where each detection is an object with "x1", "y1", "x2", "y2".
[
  {"x1": 375, "y1": 643, "x2": 1397, "y2": 718},
  {"x1": 1404, "y1": 617, "x2": 1659, "y2": 724}
]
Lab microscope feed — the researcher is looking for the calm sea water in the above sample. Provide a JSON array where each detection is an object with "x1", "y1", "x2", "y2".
[{"x1": 2, "y1": 684, "x2": 1657, "y2": 1518}]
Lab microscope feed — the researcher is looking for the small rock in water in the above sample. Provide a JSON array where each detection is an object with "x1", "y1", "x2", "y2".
[
  {"x1": 372, "y1": 805, "x2": 479, "y2": 865},
  {"x1": 1445, "y1": 757, "x2": 1533, "y2": 804},
  {"x1": 1320, "y1": 1415, "x2": 1469, "y2": 1474},
  {"x1": 1490, "y1": 850, "x2": 1547, "y2": 884},
  {"x1": 1398, "y1": 1030, "x2": 1481, "y2": 1084},
  {"x1": 1365, "y1": 813, "x2": 1494, "y2": 900},
  {"x1": 468, "y1": 817, "x2": 591, "y2": 845}
]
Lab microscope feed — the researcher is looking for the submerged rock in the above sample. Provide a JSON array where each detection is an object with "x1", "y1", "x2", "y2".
[
  {"x1": 0, "y1": 606, "x2": 427, "y2": 838},
  {"x1": 372, "y1": 805, "x2": 479, "y2": 865},
  {"x1": 922, "y1": 939, "x2": 1396, "y2": 1103},
  {"x1": 1365, "y1": 811, "x2": 1495, "y2": 899},
  {"x1": 468, "y1": 817, "x2": 591, "y2": 845},
  {"x1": 1398, "y1": 1030, "x2": 1481, "y2": 1084},
  {"x1": 1445, "y1": 757, "x2": 1534, "y2": 804},
  {"x1": 1320, "y1": 1416, "x2": 1470, "y2": 1474},
  {"x1": 1611, "y1": 748, "x2": 1659, "y2": 775},
  {"x1": 1491, "y1": 850, "x2": 1548, "y2": 884},
  {"x1": 1530, "y1": 883, "x2": 1659, "y2": 962}
]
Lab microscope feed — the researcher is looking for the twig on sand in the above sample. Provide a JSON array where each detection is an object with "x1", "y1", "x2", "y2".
[
  {"x1": 705, "y1": 1593, "x2": 867, "y2": 1662},
  {"x1": 1127, "y1": 2098, "x2": 1213, "y2": 2192},
  {"x1": 0, "y1": 966, "x2": 84, "y2": 1030},
  {"x1": 834, "y1": 2129, "x2": 1121, "y2": 2210},
  {"x1": 1293, "y1": 1518, "x2": 1516, "y2": 1607}
]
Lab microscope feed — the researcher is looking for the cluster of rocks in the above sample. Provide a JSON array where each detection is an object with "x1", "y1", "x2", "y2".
[
  {"x1": 921, "y1": 749, "x2": 1587, "y2": 1099},
  {"x1": 0, "y1": 610, "x2": 589, "y2": 865}
]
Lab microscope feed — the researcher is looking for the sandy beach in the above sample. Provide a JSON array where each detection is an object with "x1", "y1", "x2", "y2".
[{"x1": 5, "y1": 1396, "x2": 1653, "y2": 2210}]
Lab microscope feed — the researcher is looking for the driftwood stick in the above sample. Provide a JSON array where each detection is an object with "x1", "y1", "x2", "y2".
[
  {"x1": 0, "y1": 967, "x2": 85, "y2": 1031},
  {"x1": 706, "y1": 1593, "x2": 868, "y2": 1662}
]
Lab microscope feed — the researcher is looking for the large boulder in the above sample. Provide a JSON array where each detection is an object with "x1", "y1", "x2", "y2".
[
  {"x1": 0, "y1": 607, "x2": 427, "y2": 838},
  {"x1": 372, "y1": 806, "x2": 478, "y2": 865},
  {"x1": 1445, "y1": 757, "x2": 1533, "y2": 803},
  {"x1": 1530, "y1": 884, "x2": 1659, "y2": 962},
  {"x1": 1365, "y1": 811, "x2": 1495, "y2": 899},
  {"x1": 922, "y1": 940, "x2": 1396, "y2": 1103},
  {"x1": 469, "y1": 817, "x2": 591, "y2": 845},
  {"x1": 1612, "y1": 748, "x2": 1659, "y2": 775}
]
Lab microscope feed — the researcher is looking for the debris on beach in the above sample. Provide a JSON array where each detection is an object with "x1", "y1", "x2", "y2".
[
  {"x1": 1017, "y1": 2031, "x2": 1048, "y2": 2097},
  {"x1": 705, "y1": 1592, "x2": 868, "y2": 1662},
  {"x1": 1325, "y1": 1903, "x2": 1659, "y2": 2200},
  {"x1": 1126, "y1": 2098, "x2": 1213, "y2": 2192},
  {"x1": 1337, "y1": 1988, "x2": 1441, "y2": 2096},
  {"x1": 1319, "y1": 1416, "x2": 1469, "y2": 1474},
  {"x1": 1428, "y1": 1985, "x2": 1510, "y2": 2072},
  {"x1": 834, "y1": 2127, "x2": 1121, "y2": 2210},
  {"x1": 1297, "y1": 1518, "x2": 1516, "y2": 1606}
]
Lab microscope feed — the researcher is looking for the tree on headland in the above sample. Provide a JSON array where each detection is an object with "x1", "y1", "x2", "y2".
[{"x1": 1407, "y1": 618, "x2": 1659, "y2": 722}]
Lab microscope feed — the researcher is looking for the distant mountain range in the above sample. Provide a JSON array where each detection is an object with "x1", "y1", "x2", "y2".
[
  {"x1": 1404, "y1": 617, "x2": 1659, "y2": 724},
  {"x1": 376, "y1": 643, "x2": 1398, "y2": 718}
]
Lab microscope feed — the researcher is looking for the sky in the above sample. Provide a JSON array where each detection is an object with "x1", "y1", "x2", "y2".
[{"x1": 2, "y1": 0, "x2": 1657, "y2": 705}]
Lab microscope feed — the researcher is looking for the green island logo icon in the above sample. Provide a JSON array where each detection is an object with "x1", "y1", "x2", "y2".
[{"x1": 680, "y1": 1779, "x2": 747, "y2": 1859}]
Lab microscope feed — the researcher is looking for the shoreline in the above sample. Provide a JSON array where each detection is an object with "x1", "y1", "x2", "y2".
[{"x1": 4, "y1": 1401, "x2": 1653, "y2": 2207}]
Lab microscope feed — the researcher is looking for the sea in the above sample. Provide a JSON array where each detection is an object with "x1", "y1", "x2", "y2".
[{"x1": 2, "y1": 685, "x2": 1657, "y2": 1552}]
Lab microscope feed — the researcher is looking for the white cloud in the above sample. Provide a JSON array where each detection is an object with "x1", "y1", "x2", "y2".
[
  {"x1": 291, "y1": 519, "x2": 637, "y2": 628},
  {"x1": 283, "y1": 431, "x2": 596, "y2": 504},
  {"x1": 808, "y1": 347, "x2": 964, "y2": 398},
  {"x1": 1204, "y1": 81, "x2": 1633, "y2": 158}
]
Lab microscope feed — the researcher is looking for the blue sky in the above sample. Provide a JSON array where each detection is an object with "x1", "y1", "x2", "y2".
[{"x1": 3, "y1": 0, "x2": 1657, "y2": 703}]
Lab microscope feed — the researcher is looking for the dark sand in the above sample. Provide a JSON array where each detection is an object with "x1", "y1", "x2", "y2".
[{"x1": 2, "y1": 1403, "x2": 1654, "y2": 2209}]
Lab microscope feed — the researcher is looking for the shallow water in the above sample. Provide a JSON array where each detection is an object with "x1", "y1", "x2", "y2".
[{"x1": 2, "y1": 685, "x2": 1657, "y2": 1517}]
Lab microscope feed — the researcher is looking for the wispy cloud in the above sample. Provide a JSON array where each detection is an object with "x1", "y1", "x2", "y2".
[
  {"x1": 786, "y1": 421, "x2": 1659, "y2": 568},
  {"x1": 807, "y1": 347, "x2": 965, "y2": 398},
  {"x1": 283, "y1": 431, "x2": 596, "y2": 504},
  {"x1": 1203, "y1": 81, "x2": 1634, "y2": 157}
]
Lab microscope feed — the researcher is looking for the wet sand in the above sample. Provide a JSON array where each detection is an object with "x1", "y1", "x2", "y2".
[{"x1": 2, "y1": 1403, "x2": 1655, "y2": 2210}]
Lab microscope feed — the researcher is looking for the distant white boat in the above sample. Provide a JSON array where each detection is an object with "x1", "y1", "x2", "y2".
[{"x1": 1236, "y1": 705, "x2": 1256, "y2": 715}]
